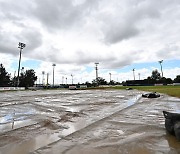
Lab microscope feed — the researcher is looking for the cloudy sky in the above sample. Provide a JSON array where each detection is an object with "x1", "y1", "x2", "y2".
[{"x1": 0, "y1": 0, "x2": 180, "y2": 84}]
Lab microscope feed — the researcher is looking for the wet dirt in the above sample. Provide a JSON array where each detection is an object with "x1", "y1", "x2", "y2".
[{"x1": 0, "y1": 90, "x2": 180, "y2": 154}]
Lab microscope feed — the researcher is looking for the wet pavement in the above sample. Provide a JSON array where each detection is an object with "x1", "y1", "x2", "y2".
[{"x1": 0, "y1": 89, "x2": 180, "y2": 154}]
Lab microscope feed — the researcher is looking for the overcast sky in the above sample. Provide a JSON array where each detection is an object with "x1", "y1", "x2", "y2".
[{"x1": 0, "y1": 0, "x2": 180, "y2": 84}]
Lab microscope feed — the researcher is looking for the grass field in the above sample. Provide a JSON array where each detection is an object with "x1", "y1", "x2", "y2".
[{"x1": 112, "y1": 85, "x2": 180, "y2": 98}]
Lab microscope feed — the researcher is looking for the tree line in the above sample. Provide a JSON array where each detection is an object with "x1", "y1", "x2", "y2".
[
  {"x1": 85, "y1": 69, "x2": 180, "y2": 87},
  {"x1": 124, "y1": 69, "x2": 180, "y2": 86},
  {"x1": 1, "y1": 63, "x2": 179, "y2": 88},
  {"x1": 0, "y1": 63, "x2": 37, "y2": 88}
]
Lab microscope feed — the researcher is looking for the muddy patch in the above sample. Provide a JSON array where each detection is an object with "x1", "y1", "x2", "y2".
[{"x1": 58, "y1": 111, "x2": 86, "y2": 122}]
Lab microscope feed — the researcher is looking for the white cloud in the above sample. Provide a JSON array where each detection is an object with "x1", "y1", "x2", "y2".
[{"x1": 0, "y1": 0, "x2": 180, "y2": 83}]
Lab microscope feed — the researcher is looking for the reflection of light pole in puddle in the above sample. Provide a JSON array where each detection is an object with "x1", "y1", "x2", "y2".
[{"x1": 12, "y1": 109, "x2": 15, "y2": 129}]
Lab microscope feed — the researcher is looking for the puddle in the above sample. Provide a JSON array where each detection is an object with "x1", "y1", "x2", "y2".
[
  {"x1": 0, "y1": 119, "x2": 37, "y2": 133},
  {"x1": 0, "y1": 133, "x2": 61, "y2": 154}
]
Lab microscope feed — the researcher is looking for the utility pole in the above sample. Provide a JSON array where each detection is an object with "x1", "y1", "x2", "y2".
[
  {"x1": 17, "y1": 42, "x2": 26, "y2": 87},
  {"x1": 95, "y1": 62, "x2": 99, "y2": 85},
  {"x1": 132, "y1": 68, "x2": 135, "y2": 80},
  {"x1": 52, "y1": 64, "x2": 56, "y2": 87},
  {"x1": 158, "y1": 60, "x2": 163, "y2": 78}
]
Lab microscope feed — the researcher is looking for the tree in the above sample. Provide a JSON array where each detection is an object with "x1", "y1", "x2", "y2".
[
  {"x1": 174, "y1": 75, "x2": 180, "y2": 83},
  {"x1": 85, "y1": 81, "x2": 92, "y2": 87},
  {"x1": 19, "y1": 69, "x2": 37, "y2": 88},
  {"x1": 151, "y1": 69, "x2": 161, "y2": 80},
  {"x1": 0, "y1": 64, "x2": 11, "y2": 87},
  {"x1": 109, "y1": 80, "x2": 116, "y2": 85},
  {"x1": 92, "y1": 77, "x2": 107, "y2": 86}
]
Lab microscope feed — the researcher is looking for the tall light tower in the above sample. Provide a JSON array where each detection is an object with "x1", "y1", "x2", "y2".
[
  {"x1": 46, "y1": 73, "x2": 49, "y2": 86},
  {"x1": 21, "y1": 67, "x2": 24, "y2": 74},
  {"x1": 52, "y1": 64, "x2": 56, "y2": 87},
  {"x1": 62, "y1": 76, "x2": 64, "y2": 84},
  {"x1": 158, "y1": 60, "x2": 163, "y2": 78},
  {"x1": 109, "y1": 73, "x2": 112, "y2": 83},
  {"x1": 132, "y1": 68, "x2": 135, "y2": 80},
  {"x1": 95, "y1": 62, "x2": 99, "y2": 85},
  {"x1": 42, "y1": 71, "x2": 45, "y2": 85},
  {"x1": 71, "y1": 74, "x2": 73, "y2": 84},
  {"x1": 17, "y1": 42, "x2": 26, "y2": 87},
  {"x1": 138, "y1": 73, "x2": 140, "y2": 80}
]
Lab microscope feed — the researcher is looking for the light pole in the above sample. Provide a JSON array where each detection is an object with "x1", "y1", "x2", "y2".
[
  {"x1": 71, "y1": 74, "x2": 73, "y2": 84},
  {"x1": 66, "y1": 77, "x2": 67, "y2": 84},
  {"x1": 132, "y1": 68, "x2": 135, "y2": 80},
  {"x1": 62, "y1": 76, "x2": 64, "y2": 84},
  {"x1": 21, "y1": 67, "x2": 24, "y2": 74},
  {"x1": 17, "y1": 42, "x2": 26, "y2": 87},
  {"x1": 109, "y1": 73, "x2": 112, "y2": 83},
  {"x1": 52, "y1": 64, "x2": 56, "y2": 87},
  {"x1": 42, "y1": 71, "x2": 45, "y2": 85},
  {"x1": 47, "y1": 73, "x2": 49, "y2": 87},
  {"x1": 158, "y1": 60, "x2": 163, "y2": 78},
  {"x1": 14, "y1": 71, "x2": 16, "y2": 86},
  {"x1": 95, "y1": 62, "x2": 99, "y2": 85},
  {"x1": 138, "y1": 73, "x2": 140, "y2": 80}
]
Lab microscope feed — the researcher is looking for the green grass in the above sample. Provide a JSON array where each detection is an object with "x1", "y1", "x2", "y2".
[{"x1": 112, "y1": 85, "x2": 180, "y2": 98}]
